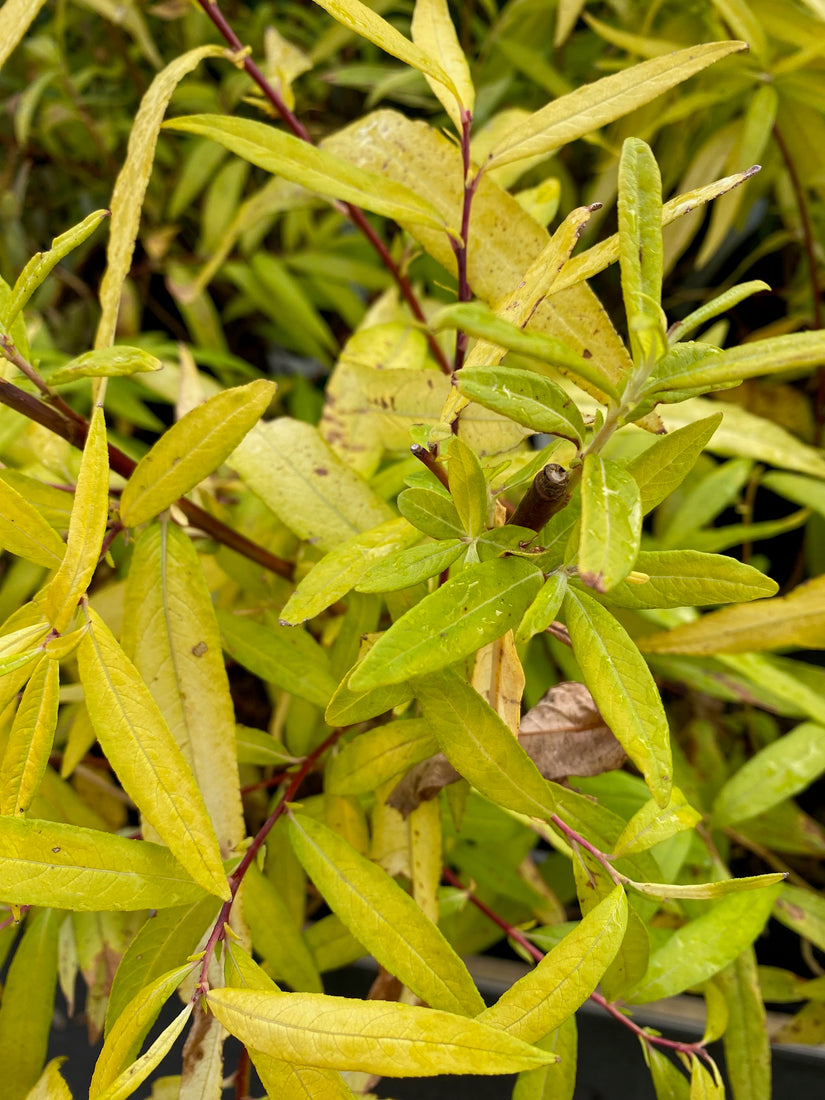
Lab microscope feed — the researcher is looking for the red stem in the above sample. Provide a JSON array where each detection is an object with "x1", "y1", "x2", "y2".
[{"x1": 451, "y1": 110, "x2": 479, "y2": 376}]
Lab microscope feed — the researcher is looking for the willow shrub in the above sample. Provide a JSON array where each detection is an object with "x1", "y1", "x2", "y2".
[{"x1": 2, "y1": 2, "x2": 825, "y2": 1099}]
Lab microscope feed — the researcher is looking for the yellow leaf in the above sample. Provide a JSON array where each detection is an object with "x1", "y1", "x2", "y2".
[
  {"x1": 0, "y1": 0, "x2": 48, "y2": 72},
  {"x1": 42, "y1": 404, "x2": 109, "y2": 632},
  {"x1": 23, "y1": 1058, "x2": 73, "y2": 1100},
  {"x1": 411, "y1": 0, "x2": 475, "y2": 129},
  {"x1": 119, "y1": 379, "x2": 275, "y2": 527},
  {"x1": 472, "y1": 630, "x2": 525, "y2": 734},
  {"x1": 0, "y1": 655, "x2": 59, "y2": 815},
  {"x1": 77, "y1": 608, "x2": 230, "y2": 900}
]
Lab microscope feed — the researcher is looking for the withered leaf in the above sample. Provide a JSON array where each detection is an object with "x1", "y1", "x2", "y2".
[{"x1": 389, "y1": 681, "x2": 625, "y2": 815}]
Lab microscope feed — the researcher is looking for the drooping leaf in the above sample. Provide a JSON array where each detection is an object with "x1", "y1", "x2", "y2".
[
  {"x1": 628, "y1": 874, "x2": 784, "y2": 901},
  {"x1": 410, "y1": 0, "x2": 474, "y2": 128},
  {"x1": 642, "y1": 1044, "x2": 690, "y2": 1099},
  {"x1": 49, "y1": 347, "x2": 162, "y2": 385},
  {"x1": 241, "y1": 862, "x2": 322, "y2": 994},
  {"x1": 206, "y1": 988, "x2": 556, "y2": 1075},
  {"x1": 119, "y1": 380, "x2": 275, "y2": 526},
  {"x1": 77, "y1": 609, "x2": 229, "y2": 900},
  {"x1": 0, "y1": 475, "x2": 67, "y2": 570},
  {"x1": 603, "y1": 550, "x2": 777, "y2": 610},
  {"x1": 350, "y1": 557, "x2": 543, "y2": 689},
  {"x1": 23, "y1": 1058, "x2": 73, "y2": 1100},
  {"x1": 0, "y1": 0, "x2": 49, "y2": 72},
  {"x1": 512, "y1": 1014, "x2": 577, "y2": 1100},
  {"x1": 564, "y1": 588, "x2": 671, "y2": 805},
  {"x1": 0, "y1": 655, "x2": 59, "y2": 815},
  {"x1": 95, "y1": 1005, "x2": 193, "y2": 1100},
  {"x1": 714, "y1": 949, "x2": 771, "y2": 1100},
  {"x1": 578, "y1": 455, "x2": 642, "y2": 592},
  {"x1": 289, "y1": 813, "x2": 485, "y2": 1016}
]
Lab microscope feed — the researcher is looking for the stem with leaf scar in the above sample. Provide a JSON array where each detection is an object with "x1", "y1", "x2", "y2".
[{"x1": 440, "y1": 865, "x2": 717, "y2": 1072}]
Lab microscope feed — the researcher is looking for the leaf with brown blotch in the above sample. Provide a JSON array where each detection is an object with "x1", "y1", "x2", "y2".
[{"x1": 389, "y1": 681, "x2": 625, "y2": 815}]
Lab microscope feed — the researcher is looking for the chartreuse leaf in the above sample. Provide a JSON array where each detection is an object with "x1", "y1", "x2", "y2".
[
  {"x1": 206, "y1": 987, "x2": 555, "y2": 1076},
  {"x1": 231, "y1": 418, "x2": 394, "y2": 551},
  {"x1": 119, "y1": 379, "x2": 274, "y2": 526},
  {"x1": 236, "y1": 726, "x2": 301, "y2": 767},
  {"x1": 164, "y1": 115, "x2": 448, "y2": 233},
  {"x1": 714, "y1": 949, "x2": 770, "y2": 1100},
  {"x1": 625, "y1": 883, "x2": 782, "y2": 1004},
  {"x1": 458, "y1": 368, "x2": 586, "y2": 443},
  {"x1": 578, "y1": 456, "x2": 642, "y2": 593},
  {"x1": 398, "y1": 486, "x2": 465, "y2": 539},
  {"x1": 669, "y1": 282, "x2": 770, "y2": 346},
  {"x1": 0, "y1": 817, "x2": 207, "y2": 909},
  {"x1": 516, "y1": 572, "x2": 567, "y2": 645},
  {"x1": 411, "y1": 0, "x2": 474, "y2": 129},
  {"x1": 447, "y1": 436, "x2": 488, "y2": 538},
  {"x1": 90, "y1": 962, "x2": 196, "y2": 1097},
  {"x1": 480, "y1": 886, "x2": 627, "y2": 1041},
  {"x1": 485, "y1": 42, "x2": 746, "y2": 170},
  {"x1": 217, "y1": 610, "x2": 336, "y2": 709},
  {"x1": 638, "y1": 575, "x2": 825, "y2": 655},
  {"x1": 289, "y1": 813, "x2": 484, "y2": 1016},
  {"x1": 629, "y1": 874, "x2": 784, "y2": 901},
  {"x1": 711, "y1": 722, "x2": 825, "y2": 828},
  {"x1": 414, "y1": 668, "x2": 556, "y2": 819},
  {"x1": 242, "y1": 862, "x2": 322, "y2": 994},
  {"x1": 357, "y1": 539, "x2": 465, "y2": 593},
  {"x1": 627, "y1": 413, "x2": 722, "y2": 514},
  {"x1": 0, "y1": 655, "x2": 59, "y2": 816},
  {"x1": 603, "y1": 550, "x2": 777, "y2": 610},
  {"x1": 618, "y1": 137, "x2": 665, "y2": 366},
  {"x1": 774, "y1": 885, "x2": 825, "y2": 953},
  {"x1": 513, "y1": 1014, "x2": 576, "y2": 1100},
  {"x1": 689, "y1": 1059, "x2": 724, "y2": 1099},
  {"x1": 0, "y1": 475, "x2": 66, "y2": 570},
  {"x1": 0, "y1": 0, "x2": 49, "y2": 72},
  {"x1": 0, "y1": 908, "x2": 59, "y2": 1100},
  {"x1": 612, "y1": 789, "x2": 700, "y2": 858},
  {"x1": 96, "y1": 1003, "x2": 193, "y2": 1100},
  {"x1": 122, "y1": 523, "x2": 244, "y2": 856},
  {"x1": 326, "y1": 719, "x2": 437, "y2": 794},
  {"x1": 350, "y1": 557, "x2": 543, "y2": 690},
  {"x1": 325, "y1": 660, "x2": 414, "y2": 727},
  {"x1": 49, "y1": 347, "x2": 162, "y2": 385},
  {"x1": 24, "y1": 1058, "x2": 73, "y2": 1100},
  {"x1": 42, "y1": 403, "x2": 109, "y2": 632},
  {"x1": 564, "y1": 588, "x2": 671, "y2": 805},
  {"x1": 643, "y1": 1045, "x2": 690, "y2": 1099},
  {"x1": 77, "y1": 608, "x2": 229, "y2": 900}
]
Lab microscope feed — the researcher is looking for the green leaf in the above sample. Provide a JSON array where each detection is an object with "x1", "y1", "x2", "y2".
[
  {"x1": 119, "y1": 379, "x2": 275, "y2": 526},
  {"x1": 0, "y1": 656, "x2": 59, "y2": 815},
  {"x1": 669, "y1": 282, "x2": 770, "y2": 346},
  {"x1": 657, "y1": 456, "x2": 751, "y2": 549},
  {"x1": 326, "y1": 719, "x2": 437, "y2": 794},
  {"x1": 235, "y1": 726, "x2": 302, "y2": 767},
  {"x1": 612, "y1": 788, "x2": 701, "y2": 857},
  {"x1": 231, "y1": 418, "x2": 394, "y2": 552},
  {"x1": 164, "y1": 115, "x2": 448, "y2": 232},
  {"x1": 762, "y1": 470, "x2": 825, "y2": 518},
  {"x1": 578, "y1": 456, "x2": 642, "y2": 592},
  {"x1": 206, "y1": 988, "x2": 556, "y2": 1075},
  {"x1": 77, "y1": 608, "x2": 230, "y2": 900},
  {"x1": 242, "y1": 862, "x2": 322, "y2": 994},
  {"x1": 458, "y1": 367, "x2": 586, "y2": 443},
  {"x1": 643, "y1": 1045, "x2": 690, "y2": 1099},
  {"x1": 515, "y1": 572, "x2": 568, "y2": 645},
  {"x1": 638, "y1": 575, "x2": 825, "y2": 655},
  {"x1": 289, "y1": 813, "x2": 485, "y2": 1016},
  {"x1": 0, "y1": 817, "x2": 207, "y2": 909},
  {"x1": 480, "y1": 886, "x2": 627, "y2": 1041},
  {"x1": 714, "y1": 949, "x2": 771, "y2": 1100},
  {"x1": 398, "y1": 485, "x2": 465, "y2": 540},
  {"x1": 625, "y1": 883, "x2": 782, "y2": 1003},
  {"x1": 42, "y1": 403, "x2": 109, "y2": 632},
  {"x1": 564, "y1": 588, "x2": 671, "y2": 805},
  {"x1": 0, "y1": 475, "x2": 67, "y2": 570},
  {"x1": 774, "y1": 885, "x2": 825, "y2": 954},
  {"x1": 357, "y1": 539, "x2": 465, "y2": 593},
  {"x1": 627, "y1": 413, "x2": 723, "y2": 514},
  {"x1": 414, "y1": 668, "x2": 556, "y2": 820},
  {"x1": 485, "y1": 42, "x2": 747, "y2": 169},
  {"x1": 512, "y1": 1014, "x2": 577, "y2": 1100},
  {"x1": 217, "y1": 610, "x2": 337, "y2": 709},
  {"x1": 646, "y1": 331, "x2": 825, "y2": 393},
  {"x1": 410, "y1": 0, "x2": 474, "y2": 129},
  {"x1": 603, "y1": 550, "x2": 778, "y2": 610},
  {"x1": 324, "y1": 661, "x2": 414, "y2": 727},
  {"x1": 712, "y1": 722, "x2": 825, "y2": 828},
  {"x1": 49, "y1": 347, "x2": 162, "y2": 384},
  {"x1": 618, "y1": 137, "x2": 665, "y2": 366},
  {"x1": 349, "y1": 557, "x2": 543, "y2": 689},
  {"x1": 0, "y1": 909, "x2": 59, "y2": 1100},
  {"x1": 447, "y1": 436, "x2": 488, "y2": 537}
]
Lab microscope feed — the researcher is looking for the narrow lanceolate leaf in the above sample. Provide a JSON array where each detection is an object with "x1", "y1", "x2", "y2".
[
  {"x1": 289, "y1": 814, "x2": 485, "y2": 1016},
  {"x1": 714, "y1": 950, "x2": 771, "y2": 1100},
  {"x1": 447, "y1": 436, "x2": 488, "y2": 538},
  {"x1": 206, "y1": 988, "x2": 556, "y2": 1076},
  {"x1": 95, "y1": 45, "x2": 227, "y2": 350},
  {"x1": 119, "y1": 379, "x2": 275, "y2": 526},
  {"x1": 0, "y1": 475, "x2": 66, "y2": 570},
  {"x1": 0, "y1": 656, "x2": 59, "y2": 816},
  {"x1": 516, "y1": 572, "x2": 568, "y2": 645},
  {"x1": 644, "y1": 1045, "x2": 690, "y2": 1099},
  {"x1": 485, "y1": 42, "x2": 747, "y2": 169},
  {"x1": 356, "y1": 539, "x2": 465, "y2": 593},
  {"x1": 77, "y1": 609, "x2": 229, "y2": 900},
  {"x1": 513, "y1": 1014, "x2": 577, "y2": 1100},
  {"x1": 603, "y1": 550, "x2": 777, "y2": 611},
  {"x1": 90, "y1": 963, "x2": 196, "y2": 1097},
  {"x1": 564, "y1": 588, "x2": 671, "y2": 805},
  {"x1": 0, "y1": 818, "x2": 208, "y2": 910},
  {"x1": 164, "y1": 115, "x2": 447, "y2": 232},
  {"x1": 646, "y1": 331, "x2": 825, "y2": 393},
  {"x1": 241, "y1": 863, "x2": 323, "y2": 995},
  {"x1": 578, "y1": 456, "x2": 642, "y2": 593},
  {"x1": 325, "y1": 718, "x2": 437, "y2": 795},
  {"x1": 411, "y1": 0, "x2": 474, "y2": 128},
  {"x1": 612, "y1": 789, "x2": 701, "y2": 858},
  {"x1": 638, "y1": 575, "x2": 825, "y2": 655},
  {"x1": 217, "y1": 610, "x2": 337, "y2": 709},
  {"x1": 42, "y1": 403, "x2": 109, "y2": 632},
  {"x1": 95, "y1": 1003, "x2": 193, "y2": 1100},
  {"x1": 0, "y1": 908, "x2": 59, "y2": 1100},
  {"x1": 774, "y1": 885, "x2": 825, "y2": 953},
  {"x1": 350, "y1": 557, "x2": 543, "y2": 690},
  {"x1": 398, "y1": 486, "x2": 465, "y2": 540},
  {"x1": 712, "y1": 722, "x2": 825, "y2": 828},
  {"x1": 414, "y1": 668, "x2": 556, "y2": 820},
  {"x1": 122, "y1": 523, "x2": 244, "y2": 855},
  {"x1": 629, "y1": 874, "x2": 785, "y2": 901},
  {"x1": 480, "y1": 886, "x2": 627, "y2": 1041},
  {"x1": 627, "y1": 413, "x2": 722, "y2": 514},
  {"x1": 24, "y1": 1058, "x2": 73, "y2": 1100},
  {"x1": 49, "y1": 346, "x2": 162, "y2": 385},
  {"x1": 625, "y1": 883, "x2": 782, "y2": 1004},
  {"x1": 618, "y1": 137, "x2": 665, "y2": 365},
  {"x1": 458, "y1": 368, "x2": 586, "y2": 443}
]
